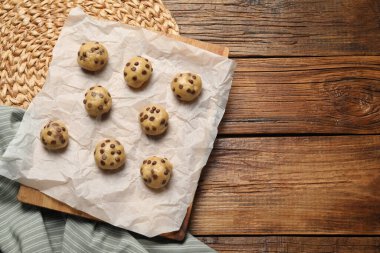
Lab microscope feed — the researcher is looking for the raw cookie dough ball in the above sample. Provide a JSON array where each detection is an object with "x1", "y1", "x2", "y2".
[
  {"x1": 140, "y1": 156, "x2": 173, "y2": 189},
  {"x1": 83, "y1": 85, "x2": 112, "y2": 117},
  {"x1": 139, "y1": 105, "x2": 169, "y2": 136},
  {"x1": 171, "y1": 73, "x2": 202, "y2": 102},
  {"x1": 94, "y1": 139, "x2": 126, "y2": 170},
  {"x1": 124, "y1": 56, "x2": 153, "y2": 88},
  {"x1": 77, "y1": 42, "x2": 108, "y2": 72},
  {"x1": 40, "y1": 120, "x2": 69, "y2": 150}
]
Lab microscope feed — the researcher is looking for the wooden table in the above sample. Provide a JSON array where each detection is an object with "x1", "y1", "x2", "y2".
[{"x1": 164, "y1": 1, "x2": 380, "y2": 252}]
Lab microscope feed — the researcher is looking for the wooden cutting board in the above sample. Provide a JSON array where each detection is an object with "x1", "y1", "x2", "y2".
[{"x1": 17, "y1": 34, "x2": 229, "y2": 241}]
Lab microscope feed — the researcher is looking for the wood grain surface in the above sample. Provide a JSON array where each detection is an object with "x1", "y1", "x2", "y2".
[
  {"x1": 165, "y1": 0, "x2": 380, "y2": 57},
  {"x1": 197, "y1": 236, "x2": 380, "y2": 253},
  {"x1": 189, "y1": 136, "x2": 380, "y2": 235},
  {"x1": 220, "y1": 56, "x2": 380, "y2": 134}
]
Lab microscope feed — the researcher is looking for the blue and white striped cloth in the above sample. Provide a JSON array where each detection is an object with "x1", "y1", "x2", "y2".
[{"x1": 0, "y1": 106, "x2": 215, "y2": 253}]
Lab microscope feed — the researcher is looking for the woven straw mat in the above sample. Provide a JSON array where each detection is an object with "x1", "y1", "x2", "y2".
[{"x1": 0, "y1": 0, "x2": 179, "y2": 108}]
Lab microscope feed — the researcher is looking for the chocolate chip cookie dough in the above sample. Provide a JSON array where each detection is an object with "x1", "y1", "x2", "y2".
[
  {"x1": 124, "y1": 56, "x2": 153, "y2": 88},
  {"x1": 94, "y1": 139, "x2": 126, "y2": 170},
  {"x1": 40, "y1": 120, "x2": 69, "y2": 150},
  {"x1": 83, "y1": 85, "x2": 112, "y2": 117},
  {"x1": 140, "y1": 156, "x2": 173, "y2": 189},
  {"x1": 171, "y1": 73, "x2": 202, "y2": 102},
  {"x1": 77, "y1": 42, "x2": 108, "y2": 72},
  {"x1": 139, "y1": 105, "x2": 169, "y2": 136}
]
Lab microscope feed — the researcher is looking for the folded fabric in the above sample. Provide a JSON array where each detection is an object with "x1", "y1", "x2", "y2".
[{"x1": 0, "y1": 106, "x2": 215, "y2": 253}]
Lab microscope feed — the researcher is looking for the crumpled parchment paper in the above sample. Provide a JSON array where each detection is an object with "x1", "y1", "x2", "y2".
[{"x1": 0, "y1": 7, "x2": 236, "y2": 237}]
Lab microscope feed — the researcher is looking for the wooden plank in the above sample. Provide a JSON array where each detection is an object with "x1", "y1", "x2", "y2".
[
  {"x1": 189, "y1": 135, "x2": 380, "y2": 235},
  {"x1": 165, "y1": 0, "x2": 380, "y2": 57},
  {"x1": 197, "y1": 236, "x2": 380, "y2": 253},
  {"x1": 219, "y1": 56, "x2": 380, "y2": 135},
  {"x1": 16, "y1": 33, "x2": 229, "y2": 241}
]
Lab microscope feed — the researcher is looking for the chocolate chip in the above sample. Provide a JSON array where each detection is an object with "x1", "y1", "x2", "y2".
[
  {"x1": 176, "y1": 94, "x2": 181, "y2": 98},
  {"x1": 180, "y1": 74, "x2": 183, "y2": 77},
  {"x1": 164, "y1": 168, "x2": 169, "y2": 175},
  {"x1": 90, "y1": 87, "x2": 94, "y2": 90},
  {"x1": 160, "y1": 119, "x2": 165, "y2": 125},
  {"x1": 47, "y1": 131, "x2": 52, "y2": 136},
  {"x1": 134, "y1": 62, "x2": 139, "y2": 66},
  {"x1": 152, "y1": 161, "x2": 157, "y2": 165},
  {"x1": 192, "y1": 75, "x2": 196, "y2": 79},
  {"x1": 145, "y1": 64, "x2": 149, "y2": 68},
  {"x1": 117, "y1": 150, "x2": 121, "y2": 155},
  {"x1": 179, "y1": 85, "x2": 183, "y2": 89},
  {"x1": 140, "y1": 112, "x2": 143, "y2": 117},
  {"x1": 98, "y1": 105, "x2": 103, "y2": 110},
  {"x1": 174, "y1": 78, "x2": 178, "y2": 82},
  {"x1": 144, "y1": 58, "x2": 148, "y2": 62},
  {"x1": 106, "y1": 140, "x2": 110, "y2": 143},
  {"x1": 156, "y1": 109, "x2": 160, "y2": 113},
  {"x1": 61, "y1": 139, "x2": 65, "y2": 144},
  {"x1": 186, "y1": 88, "x2": 192, "y2": 93},
  {"x1": 83, "y1": 52, "x2": 87, "y2": 57},
  {"x1": 152, "y1": 106, "x2": 156, "y2": 110},
  {"x1": 102, "y1": 154, "x2": 107, "y2": 160},
  {"x1": 95, "y1": 60, "x2": 99, "y2": 64},
  {"x1": 165, "y1": 122, "x2": 168, "y2": 127},
  {"x1": 172, "y1": 88, "x2": 175, "y2": 92},
  {"x1": 147, "y1": 160, "x2": 151, "y2": 164},
  {"x1": 101, "y1": 143, "x2": 105, "y2": 147},
  {"x1": 140, "y1": 118, "x2": 144, "y2": 122},
  {"x1": 152, "y1": 174, "x2": 158, "y2": 180},
  {"x1": 143, "y1": 160, "x2": 147, "y2": 164},
  {"x1": 116, "y1": 141, "x2": 120, "y2": 145},
  {"x1": 111, "y1": 151, "x2": 115, "y2": 155},
  {"x1": 83, "y1": 99, "x2": 87, "y2": 104},
  {"x1": 110, "y1": 144, "x2": 115, "y2": 148},
  {"x1": 144, "y1": 115, "x2": 148, "y2": 120},
  {"x1": 124, "y1": 72, "x2": 127, "y2": 76},
  {"x1": 189, "y1": 79, "x2": 194, "y2": 84},
  {"x1": 110, "y1": 162, "x2": 115, "y2": 166},
  {"x1": 150, "y1": 109, "x2": 154, "y2": 113},
  {"x1": 101, "y1": 161, "x2": 105, "y2": 166},
  {"x1": 143, "y1": 178, "x2": 148, "y2": 182},
  {"x1": 80, "y1": 56, "x2": 84, "y2": 61},
  {"x1": 149, "y1": 116, "x2": 155, "y2": 121},
  {"x1": 62, "y1": 127, "x2": 66, "y2": 132},
  {"x1": 107, "y1": 92, "x2": 111, "y2": 97},
  {"x1": 131, "y1": 67, "x2": 136, "y2": 71},
  {"x1": 99, "y1": 93, "x2": 104, "y2": 98},
  {"x1": 126, "y1": 62, "x2": 130, "y2": 66},
  {"x1": 152, "y1": 127, "x2": 157, "y2": 131},
  {"x1": 104, "y1": 99, "x2": 108, "y2": 104},
  {"x1": 116, "y1": 157, "x2": 120, "y2": 162},
  {"x1": 161, "y1": 159, "x2": 165, "y2": 163},
  {"x1": 142, "y1": 70, "x2": 147, "y2": 75},
  {"x1": 100, "y1": 149, "x2": 104, "y2": 154},
  {"x1": 101, "y1": 60, "x2": 105, "y2": 64},
  {"x1": 77, "y1": 51, "x2": 80, "y2": 56},
  {"x1": 132, "y1": 76, "x2": 137, "y2": 81},
  {"x1": 191, "y1": 90, "x2": 196, "y2": 94},
  {"x1": 91, "y1": 92, "x2": 96, "y2": 97},
  {"x1": 145, "y1": 126, "x2": 150, "y2": 131},
  {"x1": 51, "y1": 140, "x2": 56, "y2": 145},
  {"x1": 42, "y1": 137, "x2": 46, "y2": 143},
  {"x1": 151, "y1": 67, "x2": 153, "y2": 72},
  {"x1": 148, "y1": 178, "x2": 152, "y2": 183},
  {"x1": 146, "y1": 107, "x2": 150, "y2": 111},
  {"x1": 140, "y1": 169, "x2": 143, "y2": 175},
  {"x1": 162, "y1": 180, "x2": 166, "y2": 185}
]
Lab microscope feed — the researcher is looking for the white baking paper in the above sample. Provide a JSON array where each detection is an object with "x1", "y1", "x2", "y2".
[{"x1": 0, "y1": 7, "x2": 235, "y2": 237}]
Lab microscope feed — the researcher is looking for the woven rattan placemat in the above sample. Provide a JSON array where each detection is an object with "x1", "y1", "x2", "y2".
[{"x1": 0, "y1": 0, "x2": 179, "y2": 108}]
